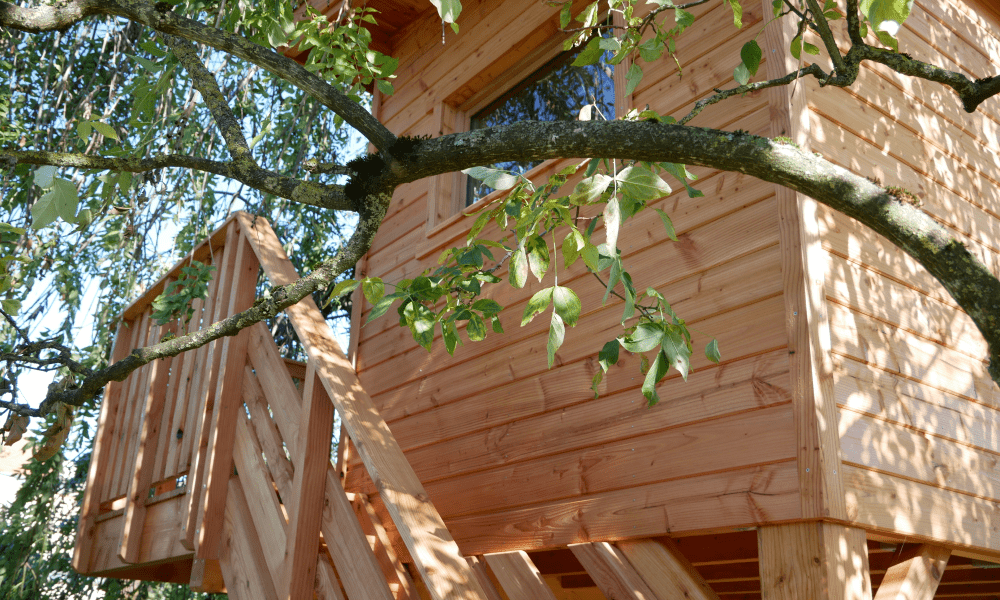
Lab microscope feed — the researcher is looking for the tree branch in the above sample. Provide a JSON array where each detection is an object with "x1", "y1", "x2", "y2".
[
  {"x1": 679, "y1": 63, "x2": 828, "y2": 124},
  {"x1": 0, "y1": 0, "x2": 397, "y2": 150},
  {"x1": 389, "y1": 120, "x2": 1000, "y2": 385},
  {"x1": 0, "y1": 150, "x2": 352, "y2": 211}
]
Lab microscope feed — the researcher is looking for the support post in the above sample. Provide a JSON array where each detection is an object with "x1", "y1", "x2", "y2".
[
  {"x1": 873, "y1": 544, "x2": 950, "y2": 600},
  {"x1": 484, "y1": 551, "x2": 558, "y2": 600},
  {"x1": 758, "y1": 522, "x2": 872, "y2": 600}
]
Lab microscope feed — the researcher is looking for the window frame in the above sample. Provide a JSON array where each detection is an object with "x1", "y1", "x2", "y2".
[{"x1": 424, "y1": 14, "x2": 633, "y2": 237}]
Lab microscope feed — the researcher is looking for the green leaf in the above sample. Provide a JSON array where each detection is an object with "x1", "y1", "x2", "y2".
[
  {"x1": 638, "y1": 38, "x2": 665, "y2": 62},
  {"x1": 675, "y1": 8, "x2": 695, "y2": 27},
  {"x1": 559, "y1": 2, "x2": 572, "y2": 28},
  {"x1": 329, "y1": 279, "x2": 360, "y2": 304},
  {"x1": 526, "y1": 235, "x2": 550, "y2": 282},
  {"x1": 740, "y1": 40, "x2": 762, "y2": 76},
  {"x1": 366, "y1": 294, "x2": 397, "y2": 323},
  {"x1": 598, "y1": 340, "x2": 619, "y2": 372},
  {"x1": 725, "y1": 0, "x2": 743, "y2": 27},
  {"x1": 522, "y1": 287, "x2": 554, "y2": 326},
  {"x1": 1, "y1": 298, "x2": 21, "y2": 315},
  {"x1": 581, "y1": 242, "x2": 600, "y2": 272},
  {"x1": 552, "y1": 285, "x2": 581, "y2": 326},
  {"x1": 562, "y1": 231, "x2": 581, "y2": 268},
  {"x1": 790, "y1": 34, "x2": 803, "y2": 60},
  {"x1": 129, "y1": 54, "x2": 161, "y2": 73},
  {"x1": 616, "y1": 165, "x2": 671, "y2": 202},
  {"x1": 471, "y1": 298, "x2": 503, "y2": 314},
  {"x1": 412, "y1": 314, "x2": 436, "y2": 351},
  {"x1": 363, "y1": 277, "x2": 385, "y2": 304},
  {"x1": 443, "y1": 320, "x2": 462, "y2": 354},
  {"x1": 624, "y1": 63, "x2": 643, "y2": 96},
  {"x1": 91, "y1": 121, "x2": 119, "y2": 140},
  {"x1": 804, "y1": 41, "x2": 821, "y2": 55},
  {"x1": 510, "y1": 247, "x2": 529, "y2": 288},
  {"x1": 572, "y1": 37, "x2": 603, "y2": 66},
  {"x1": 31, "y1": 178, "x2": 79, "y2": 228},
  {"x1": 547, "y1": 311, "x2": 565, "y2": 368},
  {"x1": 653, "y1": 208, "x2": 678, "y2": 241},
  {"x1": 859, "y1": 0, "x2": 912, "y2": 44},
  {"x1": 463, "y1": 166, "x2": 519, "y2": 191},
  {"x1": 733, "y1": 62, "x2": 751, "y2": 86},
  {"x1": 467, "y1": 313, "x2": 487, "y2": 341},
  {"x1": 661, "y1": 328, "x2": 691, "y2": 380},
  {"x1": 576, "y1": 1, "x2": 599, "y2": 27},
  {"x1": 376, "y1": 78, "x2": 395, "y2": 96},
  {"x1": 77, "y1": 120, "x2": 92, "y2": 141},
  {"x1": 641, "y1": 349, "x2": 670, "y2": 406},
  {"x1": 33, "y1": 166, "x2": 55, "y2": 188},
  {"x1": 622, "y1": 322, "x2": 665, "y2": 353},
  {"x1": 570, "y1": 173, "x2": 613, "y2": 205},
  {"x1": 430, "y1": 0, "x2": 462, "y2": 23},
  {"x1": 591, "y1": 370, "x2": 604, "y2": 399},
  {"x1": 705, "y1": 338, "x2": 721, "y2": 363}
]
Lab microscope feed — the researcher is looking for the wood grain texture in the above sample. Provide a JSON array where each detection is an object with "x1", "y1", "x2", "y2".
[
  {"x1": 872, "y1": 544, "x2": 950, "y2": 600},
  {"x1": 282, "y1": 365, "x2": 335, "y2": 600},
  {"x1": 758, "y1": 522, "x2": 872, "y2": 600},
  {"x1": 358, "y1": 493, "x2": 419, "y2": 600},
  {"x1": 569, "y1": 542, "x2": 659, "y2": 600},
  {"x1": 616, "y1": 538, "x2": 720, "y2": 600},
  {"x1": 484, "y1": 551, "x2": 558, "y2": 600},
  {"x1": 218, "y1": 475, "x2": 279, "y2": 600},
  {"x1": 196, "y1": 231, "x2": 259, "y2": 560}
]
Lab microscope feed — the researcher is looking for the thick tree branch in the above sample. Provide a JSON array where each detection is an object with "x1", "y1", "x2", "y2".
[
  {"x1": 0, "y1": 0, "x2": 397, "y2": 149},
  {"x1": 389, "y1": 121, "x2": 1000, "y2": 385},
  {"x1": 0, "y1": 150, "x2": 352, "y2": 210}
]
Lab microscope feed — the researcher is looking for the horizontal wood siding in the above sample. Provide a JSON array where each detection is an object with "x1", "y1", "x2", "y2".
[
  {"x1": 807, "y1": 0, "x2": 1000, "y2": 552},
  {"x1": 352, "y1": 0, "x2": 798, "y2": 555}
]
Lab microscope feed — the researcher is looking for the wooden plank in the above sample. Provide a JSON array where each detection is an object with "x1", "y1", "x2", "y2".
[
  {"x1": 358, "y1": 493, "x2": 419, "y2": 600},
  {"x1": 237, "y1": 212, "x2": 488, "y2": 600},
  {"x1": 152, "y1": 319, "x2": 184, "y2": 483},
  {"x1": 446, "y1": 460, "x2": 800, "y2": 556},
  {"x1": 85, "y1": 493, "x2": 193, "y2": 574},
  {"x1": 758, "y1": 0, "x2": 846, "y2": 522},
  {"x1": 484, "y1": 551, "x2": 558, "y2": 600},
  {"x1": 873, "y1": 544, "x2": 950, "y2": 600},
  {"x1": 247, "y1": 323, "x2": 303, "y2": 459},
  {"x1": 401, "y1": 403, "x2": 796, "y2": 520},
  {"x1": 757, "y1": 522, "x2": 872, "y2": 600},
  {"x1": 467, "y1": 556, "x2": 506, "y2": 600},
  {"x1": 232, "y1": 411, "x2": 286, "y2": 574},
  {"x1": 570, "y1": 542, "x2": 661, "y2": 600},
  {"x1": 189, "y1": 558, "x2": 226, "y2": 593},
  {"x1": 282, "y1": 364, "x2": 335, "y2": 600},
  {"x1": 106, "y1": 311, "x2": 151, "y2": 500},
  {"x1": 843, "y1": 464, "x2": 1000, "y2": 553},
  {"x1": 181, "y1": 221, "x2": 239, "y2": 550},
  {"x1": 218, "y1": 475, "x2": 279, "y2": 600},
  {"x1": 320, "y1": 464, "x2": 396, "y2": 600},
  {"x1": 73, "y1": 319, "x2": 135, "y2": 572},
  {"x1": 616, "y1": 539, "x2": 721, "y2": 600},
  {"x1": 120, "y1": 314, "x2": 174, "y2": 562},
  {"x1": 195, "y1": 229, "x2": 260, "y2": 560},
  {"x1": 243, "y1": 364, "x2": 294, "y2": 501},
  {"x1": 119, "y1": 312, "x2": 160, "y2": 501},
  {"x1": 316, "y1": 555, "x2": 348, "y2": 600},
  {"x1": 839, "y1": 409, "x2": 1000, "y2": 502}
]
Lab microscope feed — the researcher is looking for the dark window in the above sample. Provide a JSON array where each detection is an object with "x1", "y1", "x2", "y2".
[{"x1": 467, "y1": 46, "x2": 615, "y2": 205}]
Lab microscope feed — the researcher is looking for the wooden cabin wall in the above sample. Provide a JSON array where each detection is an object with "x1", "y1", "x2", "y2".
[
  {"x1": 805, "y1": 0, "x2": 1000, "y2": 553},
  {"x1": 350, "y1": 0, "x2": 801, "y2": 556}
]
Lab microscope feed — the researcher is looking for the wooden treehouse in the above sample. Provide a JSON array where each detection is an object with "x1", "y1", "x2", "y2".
[{"x1": 74, "y1": 0, "x2": 1000, "y2": 598}]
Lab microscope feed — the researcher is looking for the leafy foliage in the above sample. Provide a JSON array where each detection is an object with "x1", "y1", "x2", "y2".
[{"x1": 150, "y1": 261, "x2": 217, "y2": 326}]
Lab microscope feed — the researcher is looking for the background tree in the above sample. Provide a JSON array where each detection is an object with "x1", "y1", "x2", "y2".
[{"x1": 0, "y1": 0, "x2": 997, "y2": 592}]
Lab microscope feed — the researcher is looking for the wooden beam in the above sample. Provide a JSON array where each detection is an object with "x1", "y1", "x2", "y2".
[
  {"x1": 321, "y1": 464, "x2": 396, "y2": 600},
  {"x1": 758, "y1": 522, "x2": 872, "y2": 600},
  {"x1": 181, "y1": 221, "x2": 238, "y2": 551},
  {"x1": 484, "y1": 551, "x2": 558, "y2": 600},
  {"x1": 73, "y1": 319, "x2": 134, "y2": 573},
  {"x1": 189, "y1": 558, "x2": 226, "y2": 593},
  {"x1": 617, "y1": 538, "x2": 720, "y2": 600},
  {"x1": 119, "y1": 315, "x2": 174, "y2": 562},
  {"x1": 218, "y1": 474, "x2": 279, "y2": 600},
  {"x1": 282, "y1": 364, "x2": 335, "y2": 600},
  {"x1": 357, "y1": 493, "x2": 419, "y2": 600},
  {"x1": 195, "y1": 231, "x2": 259, "y2": 560},
  {"x1": 873, "y1": 544, "x2": 950, "y2": 600},
  {"x1": 570, "y1": 542, "x2": 661, "y2": 600},
  {"x1": 237, "y1": 212, "x2": 488, "y2": 600},
  {"x1": 466, "y1": 556, "x2": 506, "y2": 600},
  {"x1": 316, "y1": 555, "x2": 348, "y2": 600}
]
